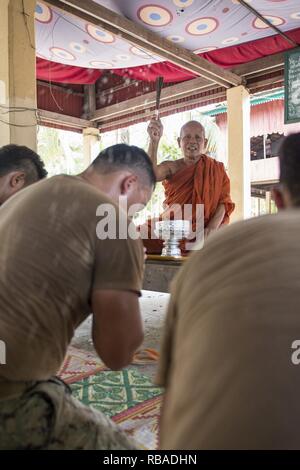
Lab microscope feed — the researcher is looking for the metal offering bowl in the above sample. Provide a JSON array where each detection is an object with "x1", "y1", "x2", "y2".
[{"x1": 155, "y1": 220, "x2": 190, "y2": 257}]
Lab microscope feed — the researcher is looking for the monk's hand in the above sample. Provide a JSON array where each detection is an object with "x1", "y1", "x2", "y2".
[{"x1": 147, "y1": 117, "x2": 163, "y2": 143}]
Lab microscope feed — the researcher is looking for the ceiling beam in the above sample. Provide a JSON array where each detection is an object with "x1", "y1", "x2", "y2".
[
  {"x1": 247, "y1": 74, "x2": 283, "y2": 92},
  {"x1": 45, "y1": 0, "x2": 243, "y2": 88},
  {"x1": 96, "y1": 73, "x2": 283, "y2": 129},
  {"x1": 98, "y1": 91, "x2": 227, "y2": 132},
  {"x1": 238, "y1": 0, "x2": 298, "y2": 48},
  {"x1": 38, "y1": 109, "x2": 95, "y2": 129},
  {"x1": 231, "y1": 52, "x2": 284, "y2": 77},
  {"x1": 92, "y1": 77, "x2": 216, "y2": 121},
  {"x1": 92, "y1": 50, "x2": 285, "y2": 122},
  {"x1": 38, "y1": 70, "x2": 283, "y2": 132},
  {"x1": 97, "y1": 74, "x2": 283, "y2": 130}
]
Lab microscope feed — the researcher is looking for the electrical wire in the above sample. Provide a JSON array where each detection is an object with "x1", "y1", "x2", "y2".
[{"x1": 0, "y1": 119, "x2": 37, "y2": 128}]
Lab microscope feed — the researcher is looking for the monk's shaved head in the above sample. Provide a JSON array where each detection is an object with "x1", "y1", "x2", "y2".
[
  {"x1": 180, "y1": 121, "x2": 205, "y2": 139},
  {"x1": 178, "y1": 121, "x2": 207, "y2": 165}
]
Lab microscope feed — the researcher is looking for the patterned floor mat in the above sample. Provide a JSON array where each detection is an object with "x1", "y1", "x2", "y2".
[
  {"x1": 58, "y1": 346, "x2": 159, "y2": 384},
  {"x1": 58, "y1": 346, "x2": 106, "y2": 384},
  {"x1": 70, "y1": 368, "x2": 162, "y2": 418},
  {"x1": 112, "y1": 395, "x2": 162, "y2": 450},
  {"x1": 58, "y1": 346, "x2": 163, "y2": 449}
]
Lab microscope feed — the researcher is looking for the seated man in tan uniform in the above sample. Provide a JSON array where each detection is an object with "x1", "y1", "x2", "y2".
[
  {"x1": 272, "y1": 132, "x2": 300, "y2": 210},
  {"x1": 141, "y1": 118, "x2": 234, "y2": 254},
  {"x1": 0, "y1": 144, "x2": 47, "y2": 206},
  {"x1": 0, "y1": 144, "x2": 155, "y2": 450},
  {"x1": 157, "y1": 133, "x2": 300, "y2": 449}
]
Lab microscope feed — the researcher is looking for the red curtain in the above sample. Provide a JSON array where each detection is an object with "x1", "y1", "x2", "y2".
[{"x1": 36, "y1": 58, "x2": 101, "y2": 84}]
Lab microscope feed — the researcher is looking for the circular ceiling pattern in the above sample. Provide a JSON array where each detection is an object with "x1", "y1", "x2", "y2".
[
  {"x1": 167, "y1": 35, "x2": 185, "y2": 43},
  {"x1": 89, "y1": 60, "x2": 113, "y2": 68},
  {"x1": 49, "y1": 47, "x2": 76, "y2": 61},
  {"x1": 130, "y1": 46, "x2": 161, "y2": 61},
  {"x1": 34, "y1": 0, "x2": 300, "y2": 71},
  {"x1": 115, "y1": 54, "x2": 131, "y2": 61},
  {"x1": 69, "y1": 42, "x2": 86, "y2": 54},
  {"x1": 35, "y1": 1, "x2": 52, "y2": 23},
  {"x1": 291, "y1": 12, "x2": 300, "y2": 19},
  {"x1": 130, "y1": 46, "x2": 152, "y2": 58},
  {"x1": 86, "y1": 24, "x2": 115, "y2": 43},
  {"x1": 222, "y1": 37, "x2": 239, "y2": 44},
  {"x1": 137, "y1": 5, "x2": 173, "y2": 27},
  {"x1": 194, "y1": 46, "x2": 217, "y2": 54},
  {"x1": 186, "y1": 17, "x2": 219, "y2": 36},
  {"x1": 173, "y1": 0, "x2": 194, "y2": 7},
  {"x1": 253, "y1": 15, "x2": 285, "y2": 29}
]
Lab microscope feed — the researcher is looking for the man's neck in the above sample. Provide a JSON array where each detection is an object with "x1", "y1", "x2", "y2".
[{"x1": 77, "y1": 170, "x2": 117, "y2": 201}]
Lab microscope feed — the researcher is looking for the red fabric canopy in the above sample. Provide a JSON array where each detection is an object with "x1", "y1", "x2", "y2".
[
  {"x1": 36, "y1": 28, "x2": 300, "y2": 85},
  {"x1": 113, "y1": 28, "x2": 300, "y2": 83},
  {"x1": 36, "y1": 57, "x2": 101, "y2": 84}
]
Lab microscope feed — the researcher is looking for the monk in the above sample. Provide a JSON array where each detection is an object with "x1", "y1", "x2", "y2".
[{"x1": 141, "y1": 117, "x2": 235, "y2": 254}]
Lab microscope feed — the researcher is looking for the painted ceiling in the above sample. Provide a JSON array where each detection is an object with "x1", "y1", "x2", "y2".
[{"x1": 35, "y1": 0, "x2": 300, "y2": 70}]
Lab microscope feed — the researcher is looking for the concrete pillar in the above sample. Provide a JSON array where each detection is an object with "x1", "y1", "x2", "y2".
[
  {"x1": 0, "y1": 0, "x2": 37, "y2": 150},
  {"x1": 83, "y1": 127, "x2": 100, "y2": 167},
  {"x1": 265, "y1": 190, "x2": 271, "y2": 214},
  {"x1": 0, "y1": 0, "x2": 10, "y2": 146},
  {"x1": 227, "y1": 85, "x2": 251, "y2": 222}
]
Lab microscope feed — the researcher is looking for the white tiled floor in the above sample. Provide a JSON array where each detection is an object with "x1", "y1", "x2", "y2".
[
  {"x1": 139, "y1": 290, "x2": 170, "y2": 351},
  {"x1": 72, "y1": 290, "x2": 170, "y2": 353}
]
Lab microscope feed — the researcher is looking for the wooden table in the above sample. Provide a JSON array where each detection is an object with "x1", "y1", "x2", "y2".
[{"x1": 143, "y1": 254, "x2": 186, "y2": 293}]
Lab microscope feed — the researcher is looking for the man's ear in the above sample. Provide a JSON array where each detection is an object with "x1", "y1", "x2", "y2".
[
  {"x1": 10, "y1": 172, "x2": 26, "y2": 191},
  {"x1": 177, "y1": 137, "x2": 181, "y2": 149},
  {"x1": 121, "y1": 174, "x2": 137, "y2": 195},
  {"x1": 272, "y1": 187, "x2": 285, "y2": 210}
]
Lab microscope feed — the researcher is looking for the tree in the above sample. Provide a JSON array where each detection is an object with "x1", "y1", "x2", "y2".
[{"x1": 37, "y1": 126, "x2": 84, "y2": 176}]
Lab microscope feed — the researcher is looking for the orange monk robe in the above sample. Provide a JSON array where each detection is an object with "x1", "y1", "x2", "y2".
[{"x1": 142, "y1": 155, "x2": 235, "y2": 255}]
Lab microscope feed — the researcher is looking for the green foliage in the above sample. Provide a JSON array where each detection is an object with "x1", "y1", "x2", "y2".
[
  {"x1": 37, "y1": 126, "x2": 84, "y2": 176},
  {"x1": 159, "y1": 138, "x2": 181, "y2": 163}
]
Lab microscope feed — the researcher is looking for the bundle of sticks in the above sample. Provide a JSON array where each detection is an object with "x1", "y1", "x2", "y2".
[{"x1": 155, "y1": 76, "x2": 164, "y2": 118}]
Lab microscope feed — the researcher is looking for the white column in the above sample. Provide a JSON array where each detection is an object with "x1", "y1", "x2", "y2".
[
  {"x1": 265, "y1": 190, "x2": 271, "y2": 214},
  {"x1": 227, "y1": 85, "x2": 251, "y2": 222},
  {"x1": 0, "y1": 0, "x2": 10, "y2": 146},
  {"x1": 0, "y1": 0, "x2": 37, "y2": 150},
  {"x1": 83, "y1": 127, "x2": 100, "y2": 167}
]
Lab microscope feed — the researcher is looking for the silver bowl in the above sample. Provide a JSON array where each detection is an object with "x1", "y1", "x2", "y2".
[{"x1": 155, "y1": 220, "x2": 190, "y2": 257}]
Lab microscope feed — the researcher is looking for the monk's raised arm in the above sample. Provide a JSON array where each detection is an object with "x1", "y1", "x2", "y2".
[
  {"x1": 147, "y1": 117, "x2": 162, "y2": 168},
  {"x1": 147, "y1": 117, "x2": 182, "y2": 181}
]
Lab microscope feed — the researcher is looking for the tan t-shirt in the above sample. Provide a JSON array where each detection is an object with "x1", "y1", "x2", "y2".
[
  {"x1": 0, "y1": 175, "x2": 144, "y2": 383},
  {"x1": 157, "y1": 211, "x2": 300, "y2": 449}
]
